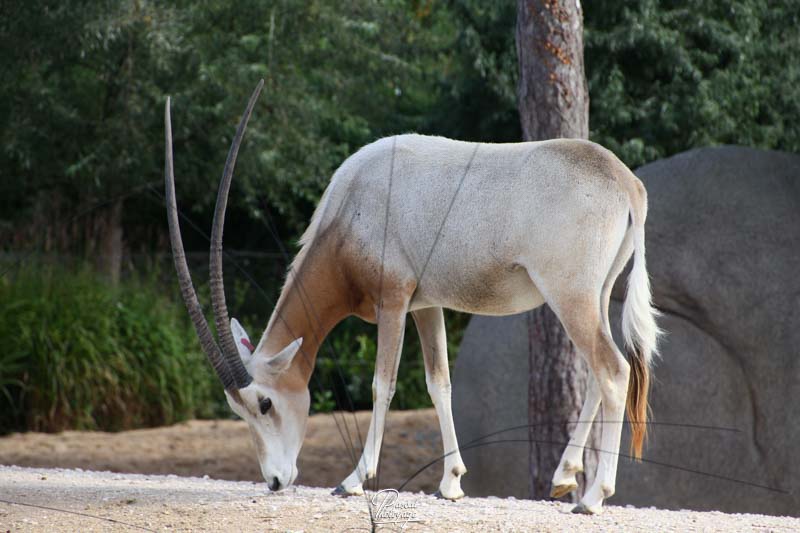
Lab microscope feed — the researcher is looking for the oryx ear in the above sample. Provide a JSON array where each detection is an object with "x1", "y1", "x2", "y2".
[
  {"x1": 262, "y1": 338, "x2": 303, "y2": 375},
  {"x1": 231, "y1": 317, "x2": 255, "y2": 363}
]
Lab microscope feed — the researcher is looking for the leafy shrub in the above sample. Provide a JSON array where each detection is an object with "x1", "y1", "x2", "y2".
[
  {"x1": 0, "y1": 263, "x2": 225, "y2": 433},
  {"x1": 310, "y1": 312, "x2": 468, "y2": 414},
  {"x1": 0, "y1": 259, "x2": 469, "y2": 433}
]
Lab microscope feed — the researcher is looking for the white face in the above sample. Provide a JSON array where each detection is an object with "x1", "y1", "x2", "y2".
[{"x1": 226, "y1": 319, "x2": 309, "y2": 491}]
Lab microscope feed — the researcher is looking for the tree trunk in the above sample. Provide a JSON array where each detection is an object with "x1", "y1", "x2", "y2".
[
  {"x1": 516, "y1": 0, "x2": 588, "y2": 141},
  {"x1": 96, "y1": 199, "x2": 124, "y2": 284},
  {"x1": 515, "y1": 0, "x2": 597, "y2": 501}
]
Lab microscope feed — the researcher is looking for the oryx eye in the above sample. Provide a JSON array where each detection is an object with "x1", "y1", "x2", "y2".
[{"x1": 259, "y1": 397, "x2": 272, "y2": 415}]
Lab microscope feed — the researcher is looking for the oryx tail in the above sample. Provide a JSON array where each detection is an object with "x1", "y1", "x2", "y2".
[{"x1": 622, "y1": 182, "x2": 661, "y2": 459}]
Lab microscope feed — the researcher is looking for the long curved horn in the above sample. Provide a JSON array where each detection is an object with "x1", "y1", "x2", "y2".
[
  {"x1": 209, "y1": 80, "x2": 264, "y2": 389},
  {"x1": 164, "y1": 97, "x2": 237, "y2": 391}
]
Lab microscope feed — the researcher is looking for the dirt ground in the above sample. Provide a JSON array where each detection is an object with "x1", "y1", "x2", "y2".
[
  {"x1": 2, "y1": 466, "x2": 799, "y2": 532},
  {"x1": 2, "y1": 410, "x2": 799, "y2": 531},
  {"x1": 0, "y1": 409, "x2": 443, "y2": 493}
]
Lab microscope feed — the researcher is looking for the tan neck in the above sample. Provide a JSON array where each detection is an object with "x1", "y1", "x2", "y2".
[{"x1": 259, "y1": 244, "x2": 349, "y2": 385}]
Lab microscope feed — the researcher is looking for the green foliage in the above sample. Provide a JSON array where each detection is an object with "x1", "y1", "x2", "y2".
[
  {"x1": 174, "y1": 0, "x2": 460, "y2": 236},
  {"x1": 0, "y1": 263, "x2": 225, "y2": 433},
  {"x1": 425, "y1": 0, "x2": 521, "y2": 142},
  {"x1": 585, "y1": 0, "x2": 800, "y2": 166},
  {"x1": 0, "y1": 1, "x2": 190, "y2": 245},
  {"x1": 3, "y1": 0, "x2": 798, "y2": 241},
  {"x1": 438, "y1": 0, "x2": 800, "y2": 166},
  {"x1": 309, "y1": 311, "x2": 468, "y2": 413},
  {"x1": 311, "y1": 389, "x2": 336, "y2": 413},
  {"x1": 2, "y1": 0, "x2": 798, "y2": 427}
]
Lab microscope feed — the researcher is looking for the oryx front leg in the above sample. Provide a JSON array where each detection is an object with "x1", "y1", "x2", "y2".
[
  {"x1": 412, "y1": 307, "x2": 466, "y2": 500},
  {"x1": 335, "y1": 305, "x2": 406, "y2": 496},
  {"x1": 551, "y1": 374, "x2": 600, "y2": 499}
]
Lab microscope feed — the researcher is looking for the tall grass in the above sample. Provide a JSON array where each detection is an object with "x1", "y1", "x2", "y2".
[
  {"x1": 0, "y1": 259, "x2": 469, "y2": 433},
  {"x1": 0, "y1": 263, "x2": 224, "y2": 433}
]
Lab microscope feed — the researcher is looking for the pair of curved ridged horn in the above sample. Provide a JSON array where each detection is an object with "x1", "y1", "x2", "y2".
[{"x1": 164, "y1": 80, "x2": 264, "y2": 391}]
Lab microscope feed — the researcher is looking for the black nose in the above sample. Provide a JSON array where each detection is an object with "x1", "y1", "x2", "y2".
[{"x1": 269, "y1": 477, "x2": 281, "y2": 491}]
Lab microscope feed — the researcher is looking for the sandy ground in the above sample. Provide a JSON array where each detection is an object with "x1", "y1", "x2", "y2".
[
  {"x1": 1, "y1": 466, "x2": 799, "y2": 532},
  {"x1": 0, "y1": 410, "x2": 442, "y2": 493},
  {"x1": 1, "y1": 410, "x2": 799, "y2": 531}
]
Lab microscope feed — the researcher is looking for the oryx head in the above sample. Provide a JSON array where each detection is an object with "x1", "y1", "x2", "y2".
[{"x1": 164, "y1": 80, "x2": 309, "y2": 491}]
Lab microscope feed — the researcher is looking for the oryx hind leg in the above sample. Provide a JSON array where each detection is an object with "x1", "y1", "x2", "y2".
[
  {"x1": 523, "y1": 213, "x2": 630, "y2": 513},
  {"x1": 412, "y1": 307, "x2": 467, "y2": 500},
  {"x1": 550, "y1": 374, "x2": 600, "y2": 499},
  {"x1": 571, "y1": 323, "x2": 629, "y2": 513},
  {"x1": 551, "y1": 225, "x2": 634, "y2": 500},
  {"x1": 544, "y1": 290, "x2": 629, "y2": 515}
]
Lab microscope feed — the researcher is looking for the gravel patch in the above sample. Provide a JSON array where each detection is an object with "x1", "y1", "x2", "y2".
[{"x1": 0, "y1": 465, "x2": 797, "y2": 532}]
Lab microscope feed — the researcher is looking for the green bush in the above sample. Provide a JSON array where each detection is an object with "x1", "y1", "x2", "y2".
[
  {"x1": 0, "y1": 260, "x2": 468, "y2": 433},
  {"x1": 0, "y1": 263, "x2": 225, "y2": 434},
  {"x1": 310, "y1": 312, "x2": 469, "y2": 414}
]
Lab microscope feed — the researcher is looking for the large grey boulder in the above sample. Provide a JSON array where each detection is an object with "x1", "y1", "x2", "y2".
[{"x1": 452, "y1": 146, "x2": 800, "y2": 516}]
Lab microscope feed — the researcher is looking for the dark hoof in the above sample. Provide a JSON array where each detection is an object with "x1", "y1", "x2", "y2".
[
  {"x1": 571, "y1": 502, "x2": 594, "y2": 515},
  {"x1": 332, "y1": 485, "x2": 350, "y2": 497},
  {"x1": 433, "y1": 489, "x2": 465, "y2": 501}
]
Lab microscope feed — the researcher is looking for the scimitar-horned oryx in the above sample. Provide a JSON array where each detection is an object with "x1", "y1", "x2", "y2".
[{"x1": 164, "y1": 81, "x2": 660, "y2": 514}]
